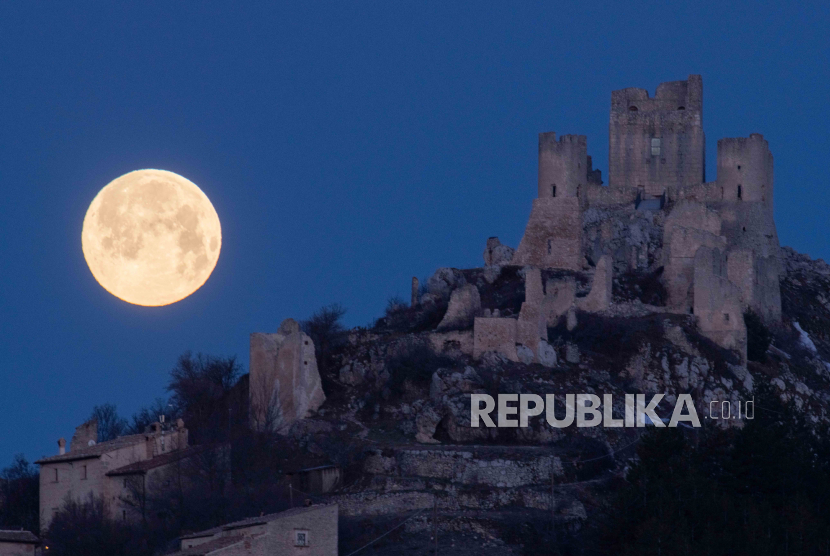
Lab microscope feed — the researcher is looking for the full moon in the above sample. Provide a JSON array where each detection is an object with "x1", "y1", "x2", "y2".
[{"x1": 81, "y1": 169, "x2": 222, "y2": 307}]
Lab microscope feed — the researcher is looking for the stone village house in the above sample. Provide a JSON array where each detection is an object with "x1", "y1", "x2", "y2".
[
  {"x1": 35, "y1": 416, "x2": 204, "y2": 531},
  {"x1": 173, "y1": 504, "x2": 338, "y2": 556}
]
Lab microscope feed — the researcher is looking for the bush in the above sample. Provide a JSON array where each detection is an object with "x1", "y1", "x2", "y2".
[
  {"x1": 744, "y1": 310, "x2": 771, "y2": 362},
  {"x1": 45, "y1": 495, "x2": 164, "y2": 556},
  {"x1": 301, "y1": 303, "x2": 348, "y2": 372},
  {"x1": 386, "y1": 338, "x2": 457, "y2": 396}
]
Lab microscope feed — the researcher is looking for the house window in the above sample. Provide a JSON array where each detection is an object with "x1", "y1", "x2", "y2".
[
  {"x1": 651, "y1": 138, "x2": 661, "y2": 156},
  {"x1": 552, "y1": 184, "x2": 557, "y2": 198},
  {"x1": 737, "y1": 185, "x2": 743, "y2": 200},
  {"x1": 294, "y1": 529, "x2": 310, "y2": 547},
  {"x1": 81, "y1": 465, "x2": 87, "y2": 480}
]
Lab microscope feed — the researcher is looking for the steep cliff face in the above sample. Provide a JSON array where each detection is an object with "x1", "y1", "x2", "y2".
[{"x1": 286, "y1": 247, "x2": 830, "y2": 554}]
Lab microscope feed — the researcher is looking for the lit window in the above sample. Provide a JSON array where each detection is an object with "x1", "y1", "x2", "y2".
[
  {"x1": 651, "y1": 138, "x2": 661, "y2": 156},
  {"x1": 294, "y1": 529, "x2": 310, "y2": 547}
]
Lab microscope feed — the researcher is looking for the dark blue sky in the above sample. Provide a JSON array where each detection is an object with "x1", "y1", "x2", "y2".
[{"x1": 1, "y1": 2, "x2": 828, "y2": 464}]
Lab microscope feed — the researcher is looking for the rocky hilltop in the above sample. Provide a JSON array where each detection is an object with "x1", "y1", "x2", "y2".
[{"x1": 262, "y1": 244, "x2": 830, "y2": 554}]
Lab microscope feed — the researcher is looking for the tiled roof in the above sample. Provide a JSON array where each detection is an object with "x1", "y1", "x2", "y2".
[
  {"x1": 180, "y1": 504, "x2": 334, "y2": 540},
  {"x1": 106, "y1": 445, "x2": 208, "y2": 476},
  {"x1": 0, "y1": 529, "x2": 39, "y2": 543},
  {"x1": 35, "y1": 434, "x2": 148, "y2": 464},
  {"x1": 171, "y1": 535, "x2": 244, "y2": 555}
]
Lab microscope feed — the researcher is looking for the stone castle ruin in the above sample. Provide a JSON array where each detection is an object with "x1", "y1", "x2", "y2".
[
  {"x1": 249, "y1": 75, "x2": 783, "y2": 431},
  {"x1": 479, "y1": 75, "x2": 781, "y2": 362}
]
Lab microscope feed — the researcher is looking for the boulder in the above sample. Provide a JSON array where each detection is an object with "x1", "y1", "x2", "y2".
[
  {"x1": 538, "y1": 341, "x2": 557, "y2": 368},
  {"x1": 483, "y1": 237, "x2": 516, "y2": 267},
  {"x1": 427, "y1": 268, "x2": 467, "y2": 300},
  {"x1": 437, "y1": 284, "x2": 482, "y2": 331},
  {"x1": 516, "y1": 345, "x2": 535, "y2": 365},
  {"x1": 415, "y1": 404, "x2": 442, "y2": 444}
]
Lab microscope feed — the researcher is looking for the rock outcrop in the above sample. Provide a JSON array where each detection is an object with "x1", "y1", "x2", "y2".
[{"x1": 249, "y1": 318, "x2": 325, "y2": 433}]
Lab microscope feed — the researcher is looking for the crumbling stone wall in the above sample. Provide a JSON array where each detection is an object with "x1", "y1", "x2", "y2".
[
  {"x1": 694, "y1": 247, "x2": 747, "y2": 360},
  {"x1": 473, "y1": 317, "x2": 518, "y2": 361},
  {"x1": 609, "y1": 75, "x2": 705, "y2": 196},
  {"x1": 513, "y1": 197, "x2": 582, "y2": 270},
  {"x1": 662, "y1": 201, "x2": 726, "y2": 312},
  {"x1": 250, "y1": 318, "x2": 325, "y2": 433}
]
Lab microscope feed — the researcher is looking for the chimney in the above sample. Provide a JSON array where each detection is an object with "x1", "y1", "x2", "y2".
[{"x1": 58, "y1": 438, "x2": 66, "y2": 455}]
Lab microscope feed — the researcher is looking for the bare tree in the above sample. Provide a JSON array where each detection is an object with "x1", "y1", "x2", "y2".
[
  {"x1": 90, "y1": 404, "x2": 128, "y2": 442},
  {"x1": 0, "y1": 454, "x2": 39, "y2": 534},
  {"x1": 249, "y1": 367, "x2": 285, "y2": 434},
  {"x1": 167, "y1": 352, "x2": 241, "y2": 443}
]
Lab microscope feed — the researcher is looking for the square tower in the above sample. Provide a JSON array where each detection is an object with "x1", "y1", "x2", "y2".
[{"x1": 609, "y1": 75, "x2": 705, "y2": 196}]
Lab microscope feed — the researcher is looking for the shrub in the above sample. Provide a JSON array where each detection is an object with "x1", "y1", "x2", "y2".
[
  {"x1": 386, "y1": 337, "x2": 457, "y2": 396},
  {"x1": 301, "y1": 303, "x2": 348, "y2": 372}
]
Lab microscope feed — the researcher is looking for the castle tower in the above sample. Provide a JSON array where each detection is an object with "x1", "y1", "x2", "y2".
[
  {"x1": 538, "y1": 132, "x2": 587, "y2": 199},
  {"x1": 716, "y1": 133, "x2": 774, "y2": 208},
  {"x1": 513, "y1": 133, "x2": 593, "y2": 270},
  {"x1": 715, "y1": 134, "x2": 781, "y2": 322},
  {"x1": 609, "y1": 75, "x2": 705, "y2": 197}
]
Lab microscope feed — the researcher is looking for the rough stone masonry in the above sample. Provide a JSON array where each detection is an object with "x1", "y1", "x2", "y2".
[{"x1": 481, "y1": 75, "x2": 780, "y2": 361}]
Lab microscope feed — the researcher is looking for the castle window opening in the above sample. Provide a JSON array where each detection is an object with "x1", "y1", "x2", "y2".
[
  {"x1": 651, "y1": 138, "x2": 661, "y2": 156},
  {"x1": 552, "y1": 184, "x2": 557, "y2": 198},
  {"x1": 122, "y1": 510, "x2": 126, "y2": 522},
  {"x1": 81, "y1": 465, "x2": 87, "y2": 480},
  {"x1": 547, "y1": 240, "x2": 553, "y2": 255},
  {"x1": 677, "y1": 106, "x2": 685, "y2": 110},
  {"x1": 53, "y1": 469, "x2": 58, "y2": 483},
  {"x1": 742, "y1": 226, "x2": 747, "y2": 232},
  {"x1": 737, "y1": 165, "x2": 741, "y2": 170},
  {"x1": 724, "y1": 313, "x2": 730, "y2": 323},
  {"x1": 737, "y1": 185, "x2": 743, "y2": 200},
  {"x1": 629, "y1": 105, "x2": 638, "y2": 111}
]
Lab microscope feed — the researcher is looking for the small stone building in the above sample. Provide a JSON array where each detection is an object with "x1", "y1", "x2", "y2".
[
  {"x1": 174, "y1": 504, "x2": 338, "y2": 556},
  {"x1": 35, "y1": 418, "x2": 190, "y2": 531},
  {"x1": 0, "y1": 530, "x2": 39, "y2": 555},
  {"x1": 286, "y1": 465, "x2": 342, "y2": 496}
]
